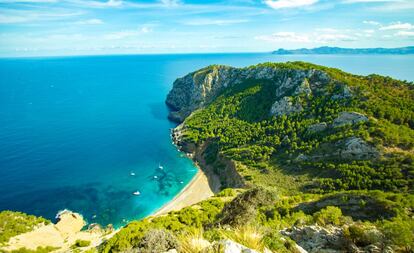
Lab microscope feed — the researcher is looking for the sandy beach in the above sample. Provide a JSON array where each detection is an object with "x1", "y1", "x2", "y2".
[{"x1": 153, "y1": 167, "x2": 220, "y2": 216}]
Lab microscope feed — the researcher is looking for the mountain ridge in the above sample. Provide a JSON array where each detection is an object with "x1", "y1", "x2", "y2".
[{"x1": 272, "y1": 46, "x2": 414, "y2": 55}]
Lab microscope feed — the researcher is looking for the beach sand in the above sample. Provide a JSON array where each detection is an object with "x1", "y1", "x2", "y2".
[{"x1": 153, "y1": 167, "x2": 220, "y2": 216}]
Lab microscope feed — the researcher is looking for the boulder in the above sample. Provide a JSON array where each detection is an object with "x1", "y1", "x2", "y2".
[
  {"x1": 220, "y1": 239, "x2": 259, "y2": 253},
  {"x1": 307, "y1": 122, "x2": 327, "y2": 133},
  {"x1": 340, "y1": 137, "x2": 379, "y2": 160},
  {"x1": 332, "y1": 85, "x2": 352, "y2": 100},
  {"x1": 332, "y1": 112, "x2": 368, "y2": 128}
]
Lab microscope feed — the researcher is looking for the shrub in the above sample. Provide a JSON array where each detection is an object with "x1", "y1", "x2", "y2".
[
  {"x1": 138, "y1": 229, "x2": 179, "y2": 253},
  {"x1": 73, "y1": 239, "x2": 91, "y2": 247},
  {"x1": 313, "y1": 206, "x2": 343, "y2": 226}
]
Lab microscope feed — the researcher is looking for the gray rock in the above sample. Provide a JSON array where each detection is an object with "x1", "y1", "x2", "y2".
[
  {"x1": 282, "y1": 225, "x2": 348, "y2": 253},
  {"x1": 294, "y1": 79, "x2": 312, "y2": 96},
  {"x1": 340, "y1": 137, "x2": 379, "y2": 160},
  {"x1": 295, "y1": 154, "x2": 309, "y2": 162},
  {"x1": 332, "y1": 112, "x2": 368, "y2": 128},
  {"x1": 332, "y1": 85, "x2": 353, "y2": 100},
  {"x1": 307, "y1": 122, "x2": 328, "y2": 133},
  {"x1": 271, "y1": 97, "x2": 303, "y2": 116},
  {"x1": 220, "y1": 239, "x2": 259, "y2": 253}
]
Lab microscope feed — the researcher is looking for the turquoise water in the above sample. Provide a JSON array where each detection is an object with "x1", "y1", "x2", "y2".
[{"x1": 0, "y1": 53, "x2": 413, "y2": 227}]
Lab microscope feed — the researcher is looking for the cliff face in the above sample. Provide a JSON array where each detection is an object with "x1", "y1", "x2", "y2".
[{"x1": 166, "y1": 64, "x2": 332, "y2": 122}]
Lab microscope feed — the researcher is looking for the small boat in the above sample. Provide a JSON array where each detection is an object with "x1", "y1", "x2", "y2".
[
  {"x1": 180, "y1": 181, "x2": 184, "y2": 184},
  {"x1": 154, "y1": 175, "x2": 158, "y2": 179},
  {"x1": 158, "y1": 163, "x2": 163, "y2": 170},
  {"x1": 92, "y1": 214, "x2": 97, "y2": 219},
  {"x1": 130, "y1": 172, "x2": 135, "y2": 176},
  {"x1": 133, "y1": 191, "x2": 140, "y2": 195}
]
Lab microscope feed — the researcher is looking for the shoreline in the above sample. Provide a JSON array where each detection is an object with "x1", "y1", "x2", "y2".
[{"x1": 152, "y1": 164, "x2": 218, "y2": 216}]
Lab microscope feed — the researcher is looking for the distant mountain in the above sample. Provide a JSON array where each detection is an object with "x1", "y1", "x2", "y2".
[{"x1": 272, "y1": 46, "x2": 414, "y2": 55}]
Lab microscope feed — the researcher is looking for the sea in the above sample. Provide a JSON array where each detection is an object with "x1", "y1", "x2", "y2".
[{"x1": 0, "y1": 53, "x2": 413, "y2": 227}]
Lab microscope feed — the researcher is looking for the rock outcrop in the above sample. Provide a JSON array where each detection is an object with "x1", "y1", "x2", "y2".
[
  {"x1": 340, "y1": 137, "x2": 379, "y2": 160},
  {"x1": 270, "y1": 96, "x2": 303, "y2": 116},
  {"x1": 306, "y1": 122, "x2": 328, "y2": 133},
  {"x1": 282, "y1": 225, "x2": 348, "y2": 253},
  {"x1": 332, "y1": 112, "x2": 368, "y2": 128},
  {"x1": 166, "y1": 65, "x2": 332, "y2": 122}
]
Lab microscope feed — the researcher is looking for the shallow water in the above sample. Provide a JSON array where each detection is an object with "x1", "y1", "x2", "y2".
[{"x1": 0, "y1": 53, "x2": 413, "y2": 227}]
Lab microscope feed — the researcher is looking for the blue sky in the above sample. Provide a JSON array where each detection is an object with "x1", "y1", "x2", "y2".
[{"x1": 0, "y1": 0, "x2": 413, "y2": 56}]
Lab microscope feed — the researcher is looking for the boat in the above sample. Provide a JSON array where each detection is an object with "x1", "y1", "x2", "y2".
[
  {"x1": 133, "y1": 191, "x2": 140, "y2": 195},
  {"x1": 154, "y1": 175, "x2": 158, "y2": 179},
  {"x1": 158, "y1": 163, "x2": 163, "y2": 170},
  {"x1": 130, "y1": 172, "x2": 135, "y2": 176}
]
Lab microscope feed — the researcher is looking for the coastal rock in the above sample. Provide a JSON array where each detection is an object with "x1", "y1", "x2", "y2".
[
  {"x1": 340, "y1": 137, "x2": 379, "y2": 160},
  {"x1": 307, "y1": 122, "x2": 327, "y2": 133},
  {"x1": 166, "y1": 64, "x2": 332, "y2": 122},
  {"x1": 270, "y1": 96, "x2": 303, "y2": 116},
  {"x1": 332, "y1": 112, "x2": 368, "y2": 128}
]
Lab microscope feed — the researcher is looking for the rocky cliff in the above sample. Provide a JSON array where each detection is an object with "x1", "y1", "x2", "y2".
[{"x1": 166, "y1": 64, "x2": 334, "y2": 122}]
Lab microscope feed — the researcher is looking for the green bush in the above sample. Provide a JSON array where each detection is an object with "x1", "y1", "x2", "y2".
[
  {"x1": 73, "y1": 239, "x2": 91, "y2": 247},
  {"x1": 0, "y1": 211, "x2": 50, "y2": 244},
  {"x1": 313, "y1": 206, "x2": 343, "y2": 226}
]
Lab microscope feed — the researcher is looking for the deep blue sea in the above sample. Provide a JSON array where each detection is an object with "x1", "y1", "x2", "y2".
[{"x1": 0, "y1": 53, "x2": 413, "y2": 227}]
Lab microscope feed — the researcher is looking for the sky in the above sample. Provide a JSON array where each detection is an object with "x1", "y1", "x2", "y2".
[{"x1": 0, "y1": 0, "x2": 413, "y2": 56}]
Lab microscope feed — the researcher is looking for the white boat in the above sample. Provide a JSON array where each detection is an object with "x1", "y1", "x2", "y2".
[
  {"x1": 158, "y1": 164, "x2": 164, "y2": 170},
  {"x1": 154, "y1": 175, "x2": 158, "y2": 179},
  {"x1": 130, "y1": 172, "x2": 135, "y2": 176},
  {"x1": 133, "y1": 191, "x2": 140, "y2": 195}
]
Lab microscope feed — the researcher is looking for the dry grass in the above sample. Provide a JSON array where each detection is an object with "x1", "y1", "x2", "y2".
[
  {"x1": 178, "y1": 229, "x2": 211, "y2": 253},
  {"x1": 220, "y1": 225, "x2": 265, "y2": 252}
]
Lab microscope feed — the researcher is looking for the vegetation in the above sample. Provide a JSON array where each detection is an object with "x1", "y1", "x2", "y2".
[
  {"x1": 0, "y1": 211, "x2": 50, "y2": 244},
  {"x1": 72, "y1": 239, "x2": 91, "y2": 248}
]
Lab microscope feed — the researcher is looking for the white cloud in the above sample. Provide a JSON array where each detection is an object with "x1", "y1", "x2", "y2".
[
  {"x1": 395, "y1": 31, "x2": 414, "y2": 36},
  {"x1": 264, "y1": 0, "x2": 318, "y2": 9},
  {"x1": 0, "y1": 9, "x2": 83, "y2": 24},
  {"x1": 74, "y1": 19, "x2": 104, "y2": 25},
  {"x1": 160, "y1": 0, "x2": 181, "y2": 7},
  {"x1": 316, "y1": 33, "x2": 356, "y2": 42},
  {"x1": 0, "y1": 0, "x2": 57, "y2": 2},
  {"x1": 343, "y1": 0, "x2": 401, "y2": 3},
  {"x1": 379, "y1": 22, "x2": 414, "y2": 30},
  {"x1": 104, "y1": 26, "x2": 153, "y2": 40},
  {"x1": 363, "y1": 20, "x2": 380, "y2": 26},
  {"x1": 182, "y1": 19, "x2": 249, "y2": 26},
  {"x1": 67, "y1": 0, "x2": 123, "y2": 8},
  {"x1": 255, "y1": 32, "x2": 310, "y2": 42},
  {"x1": 256, "y1": 30, "x2": 359, "y2": 44}
]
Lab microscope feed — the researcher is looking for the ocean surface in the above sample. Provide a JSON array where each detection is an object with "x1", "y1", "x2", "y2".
[{"x1": 0, "y1": 53, "x2": 413, "y2": 227}]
